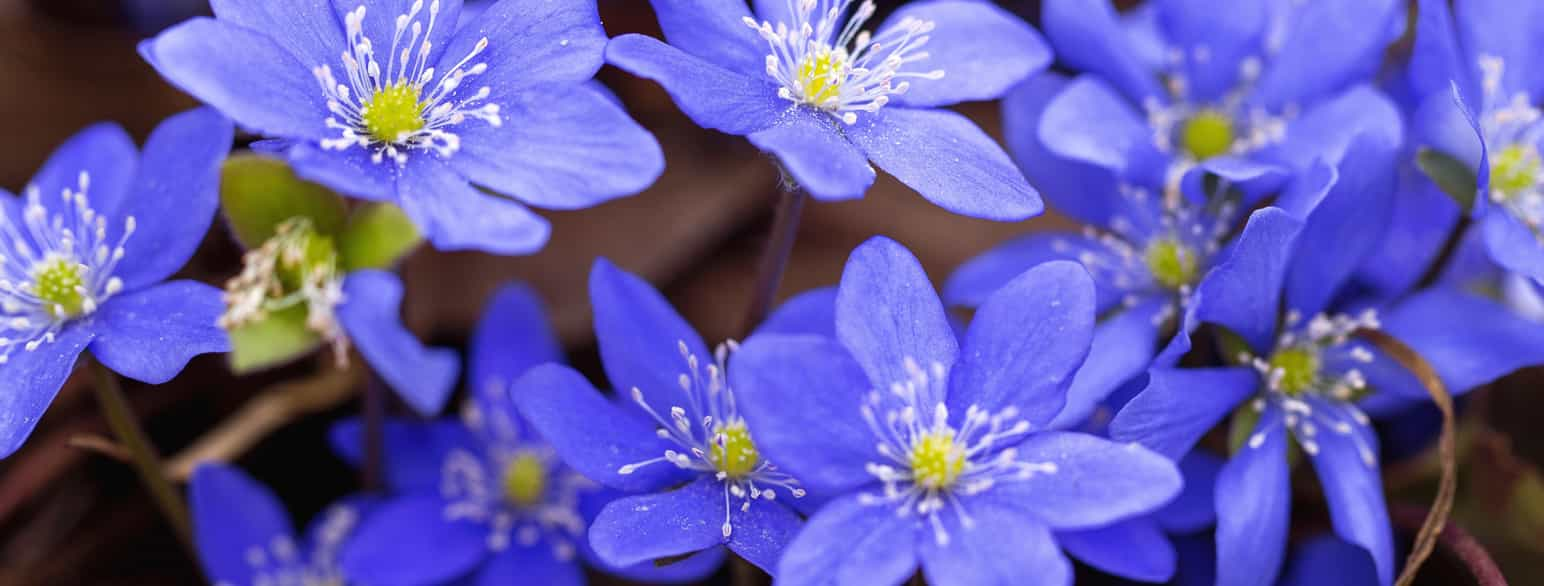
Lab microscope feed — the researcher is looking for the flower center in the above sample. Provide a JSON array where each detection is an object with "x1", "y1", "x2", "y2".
[
  {"x1": 501, "y1": 453, "x2": 548, "y2": 508},
  {"x1": 219, "y1": 218, "x2": 349, "y2": 365},
  {"x1": 1491, "y1": 143, "x2": 1541, "y2": 198},
  {"x1": 31, "y1": 256, "x2": 87, "y2": 319},
  {"x1": 1144, "y1": 238, "x2": 1200, "y2": 290},
  {"x1": 1179, "y1": 110, "x2": 1235, "y2": 160},
  {"x1": 797, "y1": 49, "x2": 847, "y2": 107},
  {"x1": 361, "y1": 83, "x2": 426, "y2": 145},
  {"x1": 909, "y1": 430, "x2": 966, "y2": 490},
  {"x1": 1266, "y1": 347, "x2": 1320, "y2": 396},
  {"x1": 710, "y1": 420, "x2": 761, "y2": 479}
]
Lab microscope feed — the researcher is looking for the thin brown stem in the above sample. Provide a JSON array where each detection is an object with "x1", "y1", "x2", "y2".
[
  {"x1": 738, "y1": 184, "x2": 807, "y2": 337},
  {"x1": 87, "y1": 358, "x2": 195, "y2": 555},
  {"x1": 1416, "y1": 216, "x2": 1473, "y2": 288},
  {"x1": 362, "y1": 369, "x2": 385, "y2": 492}
]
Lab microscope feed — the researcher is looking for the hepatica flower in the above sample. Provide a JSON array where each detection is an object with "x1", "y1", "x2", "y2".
[
  {"x1": 143, "y1": 0, "x2": 664, "y2": 255},
  {"x1": 729, "y1": 237, "x2": 1181, "y2": 586},
  {"x1": 335, "y1": 283, "x2": 721, "y2": 585},
  {"x1": 513, "y1": 260, "x2": 805, "y2": 573},
  {"x1": 189, "y1": 463, "x2": 364, "y2": 586},
  {"x1": 607, "y1": 0, "x2": 1049, "y2": 218},
  {"x1": 0, "y1": 108, "x2": 232, "y2": 459}
]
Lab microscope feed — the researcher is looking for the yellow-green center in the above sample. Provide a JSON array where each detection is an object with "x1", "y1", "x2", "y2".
[
  {"x1": 501, "y1": 453, "x2": 548, "y2": 508},
  {"x1": 1180, "y1": 110, "x2": 1235, "y2": 160},
  {"x1": 1145, "y1": 239, "x2": 1200, "y2": 290},
  {"x1": 711, "y1": 421, "x2": 761, "y2": 479},
  {"x1": 1268, "y1": 347, "x2": 1320, "y2": 395},
  {"x1": 32, "y1": 257, "x2": 86, "y2": 318},
  {"x1": 910, "y1": 431, "x2": 967, "y2": 490},
  {"x1": 361, "y1": 83, "x2": 425, "y2": 144},
  {"x1": 797, "y1": 50, "x2": 845, "y2": 106},
  {"x1": 1491, "y1": 143, "x2": 1541, "y2": 197}
]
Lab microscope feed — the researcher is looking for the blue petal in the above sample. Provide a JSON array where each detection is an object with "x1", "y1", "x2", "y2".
[
  {"x1": 1408, "y1": 0, "x2": 1476, "y2": 103},
  {"x1": 1192, "y1": 207, "x2": 1303, "y2": 352},
  {"x1": 1285, "y1": 135, "x2": 1399, "y2": 317},
  {"x1": 1455, "y1": 0, "x2": 1544, "y2": 99},
  {"x1": 1214, "y1": 406, "x2": 1291, "y2": 586},
  {"x1": 395, "y1": 157, "x2": 551, "y2": 255},
  {"x1": 1382, "y1": 286, "x2": 1544, "y2": 395},
  {"x1": 648, "y1": 0, "x2": 764, "y2": 75},
  {"x1": 1260, "y1": 85, "x2": 1403, "y2": 177},
  {"x1": 1048, "y1": 296, "x2": 1167, "y2": 430},
  {"x1": 452, "y1": 84, "x2": 662, "y2": 210},
  {"x1": 1353, "y1": 166, "x2": 1462, "y2": 302},
  {"x1": 285, "y1": 142, "x2": 398, "y2": 203},
  {"x1": 1481, "y1": 206, "x2": 1544, "y2": 280},
  {"x1": 474, "y1": 540, "x2": 583, "y2": 586},
  {"x1": 730, "y1": 334, "x2": 881, "y2": 498},
  {"x1": 1000, "y1": 73, "x2": 1126, "y2": 228},
  {"x1": 470, "y1": 282, "x2": 560, "y2": 442},
  {"x1": 948, "y1": 261, "x2": 1095, "y2": 426},
  {"x1": 754, "y1": 287, "x2": 836, "y2": 339},
  {"x1": 1306, "y1": 400, "x2": 1394, "y2": 586},
  {"x1": 835, "y1": 237, "x2": 959, "y2": 391},
  {"x1": 1279, "y1": 535, "x2": 1382, "y2": 586},
  {"x1": 986, "y1": 432, "x2": 1182, "y2": 530},
  {"x1": 1057, "y1": 518, "x2": 1176, "y2": 583},
  {"x1": 590, "y1": 545, "x2": 727, "y2": 583},
  {"x1": 589, "y1": 258, "x2": 714, "y2": 417},
  {"x1": 1412, "y1": 90, "x2": 1484, "y2": 171},
  {"x1": 512, "y1": 363, "x2": 693, "y2": 492},
  {"x1": 726, "y1": 499, "x2": 802, "y2": 575},
  {"x1": 884, "y1": 1, "x2": 1051, "y2": 108},
  {"x1": 188, "y1": 463, "x2": 297, "y2": 586},
  {"x1": 329, "y1": 418, "x2": 479, "y2": 495},
  {"x1": 142, "y1": 18, "x2": 327, "y2": 140},
  {"x1": 0, "y1": 326, "x2": 92, "y2": 459},
  {"x1": 1038, "y1": 76, "x2": 1166, "y2": 185},
  {"x1": 1252, "y1": 0, "x2": 1403, "y2": 109},
  {"x1": 919, "y1": 503, "x2": 1071, "y2": 586},
  {"x1": 848, "y1": 107, "x2": 1042, "y2": 220},
  {"x1": 1153, "y1": 450, "x2": 1225, "y2": 533},
  {"x1": 943, "y1": 232, "x2": 1130, "y2": 312},
  {"x1": 776, "y1": 494, "x2": 919, "y2": 586},
  {"x1": 1155, "y1": 0, "x2": 1268, "y2": 103},
  {"x1": 26, "y1": 123, "x2": 137, "y2": 224},
  {"x1": 438, "y1": 0, "x2": 603, "y2": 93},
  {"x1": 605, "y1": 34, "x2": 788, "y2": 135},
  {"x1": 208, "y1": 0, "x2": 344, "y2": 67},
  {"x1": 1109, "y1": 366, "x2": 1258, "y2": 460},
  {"x1": 339, "y1": 496, "x2": 488, "y2": 586},
  {"x1": 747, "y1": 107, "x2": 875, "y2": 201},
  {"x1": 588, "y1": 476, "x2": 725, "y2": 568},
  {"x1": 115, "y1": 108, "x2": 233, "y2": 289},
  {"x1": 1041, "y1": 0, "x2": 1164, "y2": 103},
  {"x1": 89, "y1": 281, "x2": 229, "y2": 385},
  {"x1": 337, "y1": 271, "x2": 460, "y2": 415}
]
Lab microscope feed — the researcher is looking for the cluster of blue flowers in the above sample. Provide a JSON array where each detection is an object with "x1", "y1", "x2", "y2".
[{"x1": 5, "y1": 0, "x2": 1544, "y2": 584}]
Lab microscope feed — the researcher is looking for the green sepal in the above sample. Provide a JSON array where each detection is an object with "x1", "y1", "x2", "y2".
[
  {"x1": 339, "y1": 203, "x2": 422, "y2": 271},
  {"x1": 228, "y1": 304, "x2": 322, "y2": 374},
  {"x1": 220, "y1": 154, "x2": 348, "y2": 249},
  {"x1": 1226, "y1": 404, "x2": 1301, "y2": 469},
  {"x1": 1416, "y1": 148, "x2": 1479, "y2": 212}
]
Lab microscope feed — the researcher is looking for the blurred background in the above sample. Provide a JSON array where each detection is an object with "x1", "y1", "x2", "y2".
[{"x1": 0, "y1": 0, "x2": 1537, "y2": 584}]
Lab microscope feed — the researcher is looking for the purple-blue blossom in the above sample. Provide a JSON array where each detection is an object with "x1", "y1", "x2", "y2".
[
  {"x1": 142, "y1": 0, "x2": 664, "y2": 255},
  {"x1": 189, "y1": 462, "x2": 365, "y2": 586}
]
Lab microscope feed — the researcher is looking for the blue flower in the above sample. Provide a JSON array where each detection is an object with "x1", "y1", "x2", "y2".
[
  {"x1": 189, "y1": 462, "x2": 366, "y2": 586},
  {"x1": 605, "y1": 0, "x2": 1049, "y2": 219},
  {"x1": 335, "y1": 270, "x2": 460, "y2": 415},
  {"x1": 728, "y1": 236, "x2": 1181, "y2": 586},
  {"x1": 1035, "y1": 0, "x2": 1403, "y2": 196},
  {"x1": 331, "y1": 283, "x2": 722, "y2": 585},
  {"x1": 512, "y1": 261, "x2": 806, "y2": 574},
  {"x1": 0, "y1": 108, "x2": 233, "y2": 459},
  {"x1": 142, "y1": 0, "x2": 664, "y2": 255}
]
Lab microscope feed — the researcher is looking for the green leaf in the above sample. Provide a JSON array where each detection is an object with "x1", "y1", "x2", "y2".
[
  {"x1": 1227, "y1": 405, "x2": 1261, "y2": 455},
  {"x1": 228, "y1": 305, "x2": 321, "y2": 374},
  {"x1": 221, "y1": 154, "x2": 349, "y2": 249},
  {"x1": 339, "y1": 203, "x2": 422, "y2": 271},
  {"x1": 1416, "y1": 148, "x2": 1479, "y2": 212}
]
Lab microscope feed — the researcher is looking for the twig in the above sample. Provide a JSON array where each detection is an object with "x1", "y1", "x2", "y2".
[
  {"x1": 66, "y1": 434, "x2": 131, "y2": 463},
  {"x1": 166, "y1": 363, "x2": 361, "y2": 481},
  {"x1": 1357, "y1": 329, "x2": 1457, "y2": 586},
  {"x1": 87, "y1": 357, "x2": 195, "y2": 555},
  {"x1": 738, "y1": 183, "x2": 807, "y2": 336}
]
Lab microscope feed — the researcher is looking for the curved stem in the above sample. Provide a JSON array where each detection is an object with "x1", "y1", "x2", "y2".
[
  {"x1": 87, "y1": 357, "x2": 195, "y2": 555},
  {"x1": 1416, "y1": 216, "x2": 1473, "y2": 289},
  {"x1": 738, "y1": 184, "x2": 807, "y2": 337}
]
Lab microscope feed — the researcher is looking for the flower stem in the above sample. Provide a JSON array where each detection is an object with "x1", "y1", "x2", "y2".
[
  {"x1": 1416, "y1": 216, "x2": 1473, "y2": 288},
  {"x1": 738, "y1": 184, "x2": 807, "y2": 336},
  {"x1": 87, "y1": 357, "x2": 195, "y2": 554},
  {"x1": 362, "y1": 371, "x2": 385, "y2": 491}
]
